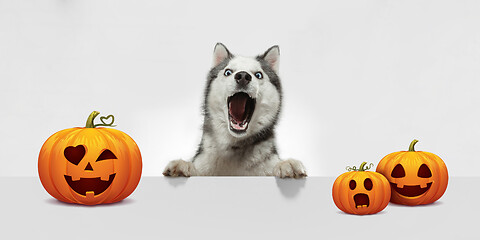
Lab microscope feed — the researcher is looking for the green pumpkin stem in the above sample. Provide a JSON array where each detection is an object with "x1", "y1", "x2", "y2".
[
  {"x1": 408, "y1": 139, "x2": 419, "y2": 152},
  {"x1": 85, "y1": 111, "x2": 116, "y2": 128},
  {"x1": 346, "y1": 162, "x2": 374, "y2": 172},
  {"x1": 359, "y1": 162, "x2": 368, "y2": 171}
]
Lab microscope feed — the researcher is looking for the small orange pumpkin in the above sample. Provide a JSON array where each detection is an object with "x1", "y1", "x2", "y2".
[
  {"x1": 376, "y1": 139, "x2": 448, "y2": 206},
  {"x1": 38, "y1": 111, "x2": 142, "y2": 205},
  {"x1": 332, "y1": 162, "x2": 391, "y2": 215}
]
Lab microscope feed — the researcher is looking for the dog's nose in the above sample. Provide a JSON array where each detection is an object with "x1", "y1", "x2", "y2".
[{"x1": 234, "y1": 71, "x2": 252, "y2": 87}]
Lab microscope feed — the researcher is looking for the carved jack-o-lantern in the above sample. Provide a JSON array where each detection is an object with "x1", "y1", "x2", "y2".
[
  {"x1": 376, "y1": 139, "x2": 448, "y2": 206},
  {"x1": 38, "y1": 111, "x2": 142, "y2": 205},
  {"x1": 332, "y1": 162, "x2": 391, "y2": 215}
]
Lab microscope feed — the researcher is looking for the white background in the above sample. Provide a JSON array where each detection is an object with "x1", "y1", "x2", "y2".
[{"x1": 1, "y1": 0, "x2": 479, "y2": 177}]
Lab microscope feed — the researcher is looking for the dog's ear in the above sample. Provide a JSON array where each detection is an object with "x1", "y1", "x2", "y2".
[
  {"x1": 212, "y1": 43, "x2": 232, "y2": 67},
  {"x1": 259, "y1": 45, "x2": 280, "y2": 74}
]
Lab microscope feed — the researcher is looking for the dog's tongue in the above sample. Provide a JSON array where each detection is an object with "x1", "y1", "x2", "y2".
[{"x1": 229, "y1": 94, "x2": 248, "y2": 122}]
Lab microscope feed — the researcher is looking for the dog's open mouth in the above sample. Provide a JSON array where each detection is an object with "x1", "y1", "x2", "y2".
[{"x1": 228, "y1": 92, "x2": 256, "y2": 133}]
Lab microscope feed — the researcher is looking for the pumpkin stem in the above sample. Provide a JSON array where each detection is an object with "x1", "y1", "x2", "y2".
[
  {"x1": 408, "y1": 139, "x2": 419, "y2": 152},
  {"x1": 346, "y1": 162, "x2": 374, "y2": 172},
  {"x1": 359, "y1": 162, "x2": 368, "y2": 171},
  {"x1": 85, "y1": 111, "x2": 116, "y2": 128}
]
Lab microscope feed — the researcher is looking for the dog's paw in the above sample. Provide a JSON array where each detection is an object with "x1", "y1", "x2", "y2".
[
  {"x1": 163, "y1": 159, "x2": 197, "y2": 177},
  {"x1": 273, "y1": 159, "x2": 307, "y2": 178}
]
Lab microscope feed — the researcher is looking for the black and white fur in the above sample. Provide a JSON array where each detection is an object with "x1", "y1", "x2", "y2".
[{"x1": 163, "y1": 43, "x2": 307, "y2": 178}]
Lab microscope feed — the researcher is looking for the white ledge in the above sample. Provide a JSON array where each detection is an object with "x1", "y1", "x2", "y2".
[{"x1": 0, "y1": 177, "x2": 476, "y2": 239}]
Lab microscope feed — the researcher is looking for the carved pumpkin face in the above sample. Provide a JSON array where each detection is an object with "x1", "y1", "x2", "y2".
[
  {"x1": 376, "y1": 140, "x2": 448, "y2": 206},
  {"x1": 332, "y1": 162, "x2": 391, "y2": 215},
  {"x1": 63, "y1": 145, "x2": 117, "y2": 198},
  {"x1": 39, "y1": 111, "x2": 142, "y2": 205}
]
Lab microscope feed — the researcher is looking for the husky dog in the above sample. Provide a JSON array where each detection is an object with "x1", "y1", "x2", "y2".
[{"x1": 163, "y1": 43, "x2": 307, "y2": 178}]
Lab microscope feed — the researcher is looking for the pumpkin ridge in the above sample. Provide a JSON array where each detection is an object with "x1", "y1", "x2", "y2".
[
  {"x1": 101, "y1": 128, "x2": 133, "y2": 203},
  {"x1": 368, "y1": 172, "x2": 390, "y2": 214},
  {"x1": 377, "y1": 176, "x2": 391, "y2": 214},
  {"x1": 334, "y1": 172, "x2": 352, "y2": 213},
  {"x1": 424, "y1": 152, "x2": 448, "y2": 204},
  {"x1": 40, "y1": 129, "x2": 77, "y2": 203},
  {"x1": 58, "y1": 129, "x2": 87, "y2": 203},
  {"x1": 62, "y1": 129, "x2": 94, "y2": 204},
  {"x1": 92, "y1": 129, "x2": 120, "y2": 204},
  {"x1": 332, "y1": 173, "x2": 348, "y2": 213},
  {"x1": 417, "y1": 152, "x2": 437, "y2": 204},
  {"x1": 53, "y1": 130, "x2": 81, "y2": 203}
]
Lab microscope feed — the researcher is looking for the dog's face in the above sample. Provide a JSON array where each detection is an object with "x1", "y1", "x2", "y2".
[{"x1": 206, "y1": 43, "x2": 282, "y2": 140}]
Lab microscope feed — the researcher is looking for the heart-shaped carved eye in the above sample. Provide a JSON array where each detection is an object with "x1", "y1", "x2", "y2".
[
  {"x1": 64, "y1": 145, "x2": 86, "y2": 165},
  {"x1": 96, "y1": 149, "x2": 117, "y2": 162},
  {"x1": 391, "y1": 164, "x2": 406, "y2": 178}
]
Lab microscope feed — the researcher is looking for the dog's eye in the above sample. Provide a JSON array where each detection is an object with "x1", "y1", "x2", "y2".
[
  {"x1": 224, "y1": 69, "x2": 233, "y2": 76},
  {"x1": 254, "y1": 72, "x2": 263, "y2": 79}
]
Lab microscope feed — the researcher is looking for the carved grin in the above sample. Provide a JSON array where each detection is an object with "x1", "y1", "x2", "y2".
[
  {"x1": 64, "y1": 174, "x2": 116, "y2": 196},
  {"x1": 391, "y1": 182, "x2": 432, "y2": 197}
]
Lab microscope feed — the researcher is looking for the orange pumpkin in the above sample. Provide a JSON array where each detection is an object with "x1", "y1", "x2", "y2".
[
  {"x1": 376, "y1": 139, "x2": 448, "y2": 206},
  {"x1": 332, "y1": 162, "x2": 391, "y2": 215},
  {"x1": 38, "y1": 111, "x2": 142, "y2": 205}
]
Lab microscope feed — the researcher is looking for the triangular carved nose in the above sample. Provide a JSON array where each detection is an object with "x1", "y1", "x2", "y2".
[{"x1": 84, "y1": 162, "x2": 94, "y2": 171}]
